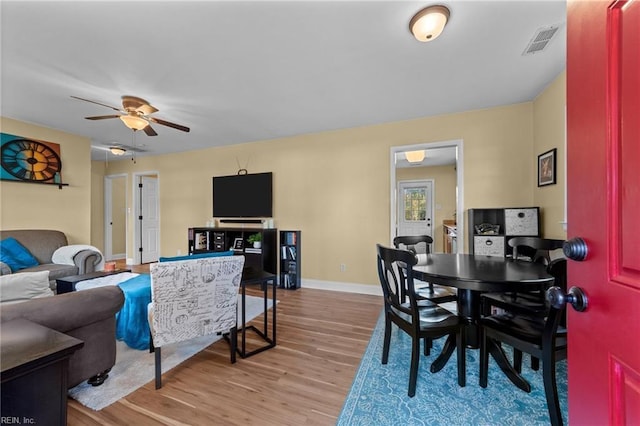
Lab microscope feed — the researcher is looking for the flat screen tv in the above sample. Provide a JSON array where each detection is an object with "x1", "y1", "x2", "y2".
[{"x1": 212, "y1": 172, "x2": 273, "y2": 218}]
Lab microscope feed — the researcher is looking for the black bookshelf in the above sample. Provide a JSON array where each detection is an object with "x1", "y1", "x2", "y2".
[{"x1": 279, "y1": 230, "x2": 301, "y2": 289}]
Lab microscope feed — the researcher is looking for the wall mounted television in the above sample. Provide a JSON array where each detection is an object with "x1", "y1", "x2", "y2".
[{"x1": 212, "y1": 172, "x2": 273, "y2": 218}]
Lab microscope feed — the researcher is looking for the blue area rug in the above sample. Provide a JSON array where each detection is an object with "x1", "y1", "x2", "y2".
[{"x1": 338, "y1": 312, "x2": 567, "y2": 425}]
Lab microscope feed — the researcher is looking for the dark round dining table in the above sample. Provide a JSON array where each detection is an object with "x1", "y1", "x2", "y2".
[{"x1": 412, "y1": 253, "x2": 554, "y2": 347}]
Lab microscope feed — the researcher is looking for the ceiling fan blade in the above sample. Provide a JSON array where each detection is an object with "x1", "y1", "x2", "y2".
[
  {"x1": 71, "y1": 96, "x2": 122, "y2": 112},
  {"x1": 85, "y1": 115, "x2": 121, "y2": 120},
  {"x1": 148, "y1": 117, "x2": 190, "y2": 133},
  {"x1": 143, "y1": 125, "x2": 158, "y2": 136}
]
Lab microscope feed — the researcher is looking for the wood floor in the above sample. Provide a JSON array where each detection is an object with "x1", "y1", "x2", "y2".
[{"x1": 67, "y1": 262, "x2": 381, "y2": 425}]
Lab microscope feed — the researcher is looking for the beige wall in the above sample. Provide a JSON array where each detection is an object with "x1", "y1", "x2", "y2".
[
  {"x1": 533, "y1": 71, "x2": 567, "y2": 240},
  {"x1": 91, "y1": 162, "x2": 106, "y2": 250},
  {"x1": 3, "y1": 75, "x2": 565, "y2": 289},
  {"x1": 396, "y1": 165, "x2": 457, "y2": 251},
  {"x1": 112, "y1": 177, "x2": 127, "y2": 254},
  {"x1": 0, "y1": 117, "x2": 92, "y2": 244},
  {"x1": 93, "y1": 101, "x2": 538, "y2": 287}
]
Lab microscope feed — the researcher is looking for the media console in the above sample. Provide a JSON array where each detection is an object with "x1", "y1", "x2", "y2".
[{"x1": 188, "y1": 227, "x2": 277, "y2": 275}]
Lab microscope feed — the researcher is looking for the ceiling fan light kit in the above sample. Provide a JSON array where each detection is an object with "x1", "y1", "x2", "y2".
[
  {"x1": 409, "y1": 5, "x2": 450, "y2": 42},
  {"x1": 120, "y1": 114, "x2": 148, "y2": 131},
  {"x1": 110, "y1": 147, "x2": 127, "y2": 156}
]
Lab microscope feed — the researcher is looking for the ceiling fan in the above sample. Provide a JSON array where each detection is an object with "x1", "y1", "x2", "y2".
[
  {"x1": 72, "y1": 95, "x2": 190, "y2": 136},
  {"x1": 93, "y1": 143, "x2": 147, "y2": 156}
]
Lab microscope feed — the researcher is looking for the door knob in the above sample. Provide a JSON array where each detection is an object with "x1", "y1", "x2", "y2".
[
  {"x1": 546, "y1": 286, "x2": 588, "y2": 312},
  {"x1": 563, "y1": 237, "x2": 588, "y2": 261}
]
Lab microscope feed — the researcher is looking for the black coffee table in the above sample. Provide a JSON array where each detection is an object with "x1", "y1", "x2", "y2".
[{"x1": 56, "y1": 269, "x2": 131, "y2": 293}]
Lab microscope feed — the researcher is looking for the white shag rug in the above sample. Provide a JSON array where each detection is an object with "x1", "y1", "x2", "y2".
[{"x1": 68, "y1": 295, "x2": 273, "y2": 410}]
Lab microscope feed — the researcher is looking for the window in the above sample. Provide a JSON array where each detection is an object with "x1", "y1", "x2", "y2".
[{"x1": 403, "y1": 188, "x2": 426, "y2": 221}]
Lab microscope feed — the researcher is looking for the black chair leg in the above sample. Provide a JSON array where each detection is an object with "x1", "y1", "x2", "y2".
[
  {"x1": 479, "y1": 327, "x2": 488, "y2": 388},
  {"x1": 542, "y1": 353, "x2": 563, "y2": 426},
  {"x1": 531, "y1": 356, "x2": 540, "y2": 371},
  {"x1": 155, "y1": 347, "x2": 162, "y2": 389},
  {"x1": 456, "y1": 327, "x2": 466, "y2": 387},
  {"x1": 408, "y1": 335, "x2": 420, "y2": 397},
  {"x1": 514, "y1": 349, "x2": 523, "y2": 373},
  {"x1": 382, "y1": 317, "x2": 392, "y2": 364},
  {"x1": 424, "y1": 338, "x2": 432, "y2": 356}
]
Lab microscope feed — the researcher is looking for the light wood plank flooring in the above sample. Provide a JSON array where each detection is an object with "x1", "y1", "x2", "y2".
[{"x1": 68, "y1": 262, "x2": 381, "y2": 425}]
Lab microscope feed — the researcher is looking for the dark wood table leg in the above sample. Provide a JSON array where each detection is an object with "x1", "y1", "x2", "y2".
[
  {"x1": 487, "y1": 339, "x2": 531, "y2": 392},
  {"x1": 457, "y1": 289, "x2": 482, "y2": 348},
  {"x1": 430, "y1": 334, "x2": 456, "y2": 372}
]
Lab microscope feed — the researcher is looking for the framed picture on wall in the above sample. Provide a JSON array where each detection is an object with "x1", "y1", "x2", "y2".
[
  {"x1": 1, "y1": 133, "x2": 66, "y2": 187},
  {"x1": 538, "y1": 148, "x2": 557, "y2": 187}
]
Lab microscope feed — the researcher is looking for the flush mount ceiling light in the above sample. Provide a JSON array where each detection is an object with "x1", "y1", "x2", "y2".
[
  {"x1": 119, "y1": 114, "x2": 148, "y2": 131},
  {"x1": 110, "y1": 147, "x2": 127, "y2": 156},
  {"x1": 409, "y1": 5, "x2": 450, "y2": 42},
  {"x1": 405, "y1": 150, "x2": 426, "y2": 163}
]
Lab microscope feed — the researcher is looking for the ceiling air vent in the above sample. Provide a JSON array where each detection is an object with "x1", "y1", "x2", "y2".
[{"x1": 522, "y1": 24, "x2": 560, "y2": 56}]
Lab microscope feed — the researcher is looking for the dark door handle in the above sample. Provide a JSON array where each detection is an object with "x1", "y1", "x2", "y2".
[
  {"x1": 563, "y1": 237, "x2": 588, "y2": 261},
  {"x1": 547, "y1": 286, "x2": 588, "y2": 312}
]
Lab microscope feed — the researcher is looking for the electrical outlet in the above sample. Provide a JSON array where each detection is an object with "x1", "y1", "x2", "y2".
[
  {"x1": 340, "y1": 264, "x2": 347, "y2": 272},
  {"x1": 177, "y1": 249, "x2": 182, "y2": 255}
]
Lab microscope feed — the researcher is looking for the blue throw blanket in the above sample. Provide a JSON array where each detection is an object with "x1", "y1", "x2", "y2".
[{"x1": 115, "y1": 274, "x2": 152, "y2": 350}]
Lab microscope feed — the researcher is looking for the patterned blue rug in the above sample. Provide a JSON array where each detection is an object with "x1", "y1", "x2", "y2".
[{"x1": 338, "y1": 312, "x2": 568, "y2": 425}]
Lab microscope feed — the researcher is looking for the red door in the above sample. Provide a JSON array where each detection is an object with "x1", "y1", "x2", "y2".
[{"x1": 567, "y1": 0, "x2": 640, "y2": 424}]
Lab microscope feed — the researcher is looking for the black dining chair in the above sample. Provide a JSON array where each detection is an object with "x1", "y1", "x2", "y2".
[
  {"x1": 376, "y1": 244, "x2": 465, "y2": 397},
  {"x1": 488, "y1": 237, "x2": 565, "y2": 370},
  {"x1": 479, "y1": 258, "x2": 568, "y2": 426},
  {"x1": 393, "y1": 235, "x2": 457, "y2": 304},
  {"x1": 508, "y1": 236, "x2": 565, "y2": 266}
]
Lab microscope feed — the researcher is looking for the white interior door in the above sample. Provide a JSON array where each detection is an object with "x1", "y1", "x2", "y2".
[
  {"x1": 397, "y1": 179, "x2": 434, "y2": 251},
  {"x1": 104, "y1": 174, "x2": 127, "y2": 261},
  {"x1": 140, "y1": 175, "x2": 159, "y2": 263}
]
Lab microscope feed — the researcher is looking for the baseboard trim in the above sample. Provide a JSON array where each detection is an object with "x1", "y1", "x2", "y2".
[{"x1": 301, "y1": 279, "x2": 382, "y2": 296}]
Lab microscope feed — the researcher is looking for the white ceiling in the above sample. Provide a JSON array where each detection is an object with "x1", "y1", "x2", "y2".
[{"x1": 1, "y1": 1, "x2": 566, "y2": 162}]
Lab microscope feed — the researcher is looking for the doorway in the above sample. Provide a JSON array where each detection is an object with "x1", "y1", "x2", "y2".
[
  {"x1": 104, "y1": 174, "x2": 127, "y2": 261},
  {"x1": 397, "y1": 179, "x2": 435, "y2": 245},
  {"x1": 133, "y1": 172, "x2": 160, "y2": 264},
  {"x1": 390, "y1": 139, "x2": 464, "y2": 253}
]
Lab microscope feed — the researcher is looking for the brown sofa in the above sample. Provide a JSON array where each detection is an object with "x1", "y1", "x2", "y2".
[
  {"x1": 0, "y1": 286, "x2": 125, "y2": 387},
  {"x1": 0, "y1": 229, "x2": 102, "y2": 291}
]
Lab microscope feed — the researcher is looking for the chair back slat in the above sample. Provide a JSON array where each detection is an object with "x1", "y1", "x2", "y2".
[
  {"x1": 377, "y1": 244, "x2": 421, "y2": 320},
  {"x1": 393, "y1": 235, "x2": 433, "y2": 255},
  {"x1": 546, "y1": 258, "x2": 568, "y2": 327},
  {"x1": 508, "y1": 237, "x2": 564, "y2": 265}
]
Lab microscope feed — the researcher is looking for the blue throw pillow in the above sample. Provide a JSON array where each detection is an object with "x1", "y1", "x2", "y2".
[
  {"x1": 159, "y1": 250, "x2": 234, "y2": 263},
  {"x1": 0, "y1": 237, "x2": 39, "y2": 272}
]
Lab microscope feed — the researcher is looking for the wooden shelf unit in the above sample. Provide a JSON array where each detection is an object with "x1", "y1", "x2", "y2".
[
  {"x1": 467, "y1": 207, "x2": 540, "y2": 257},
  {"x1": 279, "y1": 230, "x2": 301, "y2": 289}
]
